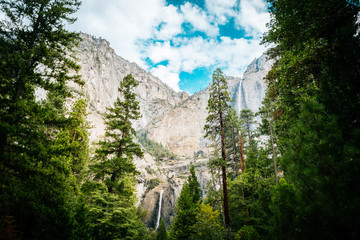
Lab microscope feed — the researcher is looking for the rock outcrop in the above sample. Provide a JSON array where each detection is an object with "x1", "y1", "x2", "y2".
[
  {"x1": 143, "y1": 88, "x2": 210, "y2": 156},
  {"x1": 143, "y1": 55, "x2": 273, "y2": 158},
  {"x1": 72, "y1": 33, "x2": 272, "y2": 228},
  {"x1": 74, "y1": 34, "x2": 188, "y2": 143}
]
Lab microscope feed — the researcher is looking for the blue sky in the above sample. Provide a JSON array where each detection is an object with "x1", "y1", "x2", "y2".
[{"x1": 68, "y1": 0, "x2": 270, "y2": 94}]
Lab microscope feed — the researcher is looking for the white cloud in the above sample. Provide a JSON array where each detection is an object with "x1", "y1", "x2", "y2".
[
  {"x1": 151, "y1": 65, "x2": 181, "y2": 91},
  {"x1": 68, "y1": 0, "x2": 270, "y2": 93},
  {"x1": 181, "y1": 2, "x2": 219, "y2": 37},
  {"x1": 236, "y1": 0, "x2": 270, "y2": 36},
  {"x1": 153, "y1": 4, "x2": 184, "y2": 40},
  {"x1": 205, "y1": 0, "x2": 237, "y2": 24},
  {"x1": 69, "y1": 0, "x2": 166, "y2": 63},
  {"x1": 144, "y1": 36, "x2": 267, "y2": 90}
]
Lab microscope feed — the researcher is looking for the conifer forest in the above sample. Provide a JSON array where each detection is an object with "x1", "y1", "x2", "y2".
[{"x1": 0, "y1": 0, "x2": 359, "y2": 239}]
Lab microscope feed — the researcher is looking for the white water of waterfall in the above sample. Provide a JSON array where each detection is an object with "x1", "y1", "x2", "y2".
[
  {"x1": 155, "y1": 190, "x2": 164, "y2": 230},
  {"x1": 238, "y1": 80, "x2": 243, "y2": 112}
]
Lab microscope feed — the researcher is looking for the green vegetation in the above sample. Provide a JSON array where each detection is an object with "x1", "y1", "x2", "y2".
[
  {"x1": 146, "y1": 166, "x2": 157, "y2": 174},
  {"x1": 148, "y1": 178, "x2": 162, "y2": 191},
  {"x1": 82, "y1": 73, "x2": 148, "y2": 239},
  {"x1": 138, "y1": 132, "x2": 176, "y2": 160},
  {"x1": 0, "y1": 0, "x2": 86, "y2": 239},
  {"x1": 1, "y1": 0, "x2": 359, "y2": 239},
  {"x1": 169, "y1": 165, "x2": 202, "y2": 240},
  {"x1": 157, "y1": 218, "x2": 168, "y2": 240},
  {"x1": 204, "y1": 68, "x2": 232, "y2": 229}
]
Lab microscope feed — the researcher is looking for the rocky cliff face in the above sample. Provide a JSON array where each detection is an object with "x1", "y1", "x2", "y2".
[
  {"x1": 73, "y1": 34, "x2": 272, "y2": 228},
  {"x1": 73, "y1": 34, "x2": 189, "y2": 228},
  {"x1": 228, "y1": 54, "x2": 273, "y2": 115},
  {"x1": 73, "y1": 34, "x2": 188, "y2": 143},
  {"x1": 144, "y1": 55, "x2": 273, "y2": 158},
  {"x1": 143, "y1": 88, "x2": 210, "y2": 156}
]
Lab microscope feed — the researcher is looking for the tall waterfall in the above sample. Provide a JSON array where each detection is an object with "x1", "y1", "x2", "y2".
[{"x1": 155, "y1": 190, "x2": 164, "y2": 230}]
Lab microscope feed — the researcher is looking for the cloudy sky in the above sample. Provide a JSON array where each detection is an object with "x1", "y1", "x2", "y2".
[{"x1": 68, "y1": 0, "x2": 270, "y2": 94}]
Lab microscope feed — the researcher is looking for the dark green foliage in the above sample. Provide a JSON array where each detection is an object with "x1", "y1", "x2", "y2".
[
  {"x1": 92, "y1": 74, "x2": 143, "y2": 192},
  {"x1": 264, "y1": 0, "x2": 360, "y2": 141},
  {"x1": 204, "y1": 68, "x2": 232, "y2": 228},
  {"x1": 148, "y1": 178, "x2": 162, "y2": 191},
  {"x1": 234, "y1": 225, "x2": 260, "y2": 240},
  {"x1": 239, "y1": 109, "x2": 257, "y2": 153},
  {"x1": 83, "y1": 73, "x2": 147, "y2": 239},
  {"x1": 188, "y1": 165, "x2": 201, "y2": 203},
  {"x1": 224, "y1": 108, "x2": 242, "y2": 177},
  {"x1": 227, "y1": 137, "x2": 274, "y2": 238},
  {"x1": 55, "y1": 98, "x2": 90, "y2": 187},
  {"x1": 0, "y1": 0, "x2": 87, "y2": 239},
  {"x1": 169, "y1": 165, "x2": 201, "y2": 240},
  {"x1": 269, "y1": 100, "x2": 360, "y2": 239},
  {"x1": 157, "y1": 218, "x2": 168, "y2": 240},
  {"x1": 263, "y1": 0, "x2": 360, "y2": 239},
  {"x1": 138, "y1": 132, "x2": 176, "y2": 160}
]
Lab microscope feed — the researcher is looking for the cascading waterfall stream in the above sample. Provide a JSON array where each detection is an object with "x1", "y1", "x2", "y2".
[{"x1": 155, "y1": 190, "x2": 164, "y2": 230}]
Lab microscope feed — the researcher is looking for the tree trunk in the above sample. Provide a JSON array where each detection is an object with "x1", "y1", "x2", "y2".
[
  {"x1": 109, "y1": 118, "x2": 127, "y2": 192},
  {"x1": 269, "y1": 121, "x2": 278, "y2": 184},
  {"x1": 232, "y1": 129, "x2": 239, "y2": 176},
  {"x1": 238, "y1": 132, "x2": 245, "y2": 172},
  {"x1": 219, "y1": 108, "x2": 230, "y2": 228}
]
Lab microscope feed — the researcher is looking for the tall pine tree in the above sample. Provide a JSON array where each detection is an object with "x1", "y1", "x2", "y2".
[
  {"x1": 0, "y1": 0, "x2": 85, "y2": 239},
  {"x1": 204, "y1": 68, "x2": 232, "y2": 229},
  {"x1": 263, "y1": 0, "x2": 360, "y2": 239},
  {"x1": 169, "y1": 165, "x2": 201, "y2": 240},
  {"x1": 83, "y1": 73, "x2": 147, "y2": 240}
]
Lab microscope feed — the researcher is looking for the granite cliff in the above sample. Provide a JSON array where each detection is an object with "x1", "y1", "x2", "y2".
[
  {"x1": 73, "y1": 34, "x2": 272, "y2": 228},
  {"x1": 144, "y1": 54, "x2": 272, "y2": 157}
]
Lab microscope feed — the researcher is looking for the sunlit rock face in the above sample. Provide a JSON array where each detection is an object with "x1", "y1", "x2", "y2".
[
  {"x1": 72, "y1": 33, "x2": 272, "y2": 228},
  {"x1": 228, "y1": 54, "x2": 273, "y2": 115},
  {"x1": 74, "y1": 33, "x2": 188, "y2": 144},
  {"x1": 143, "y1": 54, "x2": 273, "y2": 158}
]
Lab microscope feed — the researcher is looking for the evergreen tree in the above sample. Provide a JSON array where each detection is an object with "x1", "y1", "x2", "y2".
[
  {"x1": 263, "y1": 0, "x2": 360, "y2": 239},
  {"x1": 55, "y1": 98, "x2": 90, "y2": 187},
  {"x1": 157, "y1": 218, "x2": 168, "y2": 240},
  {"x1": 83, "y1": 74, "x2": 146, "y2": 240},
  {"x1": 227, "y1": 114, "x2": 274, "y2": 239},
  {"x1": 257, "y1": 97, "x2": 279, "y2": 184},
  {"x1": 204, "y1": 68, "x2": 232, "y2": 229},
  {"x1": 239, "y1": 109, "x2": 257, "y2": 152},
  {"x1": 190, "y1": 203, "x2": 223, "y2": 240},
  {"x1": 188, "y1": 165, "x2": 201, "y2": 204},
  {"x1": 224, "y1": 108, "x2": 242, "y2": 177},
  {"x1": 93, "y1": 73, "x2": 143, "y2": 192},
  {"x1": 169, "y1": 165, "x2": 201, "y2": 240},
  {"x1": 0, "y1": 0, "x2": 85, "y2": 239}
]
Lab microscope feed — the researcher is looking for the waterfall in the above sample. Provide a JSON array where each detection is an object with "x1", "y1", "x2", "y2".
[
  {"x1": 155, "y1": 190, "x2": 164, "y2": 230},
  {"x1": 240, "y1": 79, "x2": 248, "y2": 110}
]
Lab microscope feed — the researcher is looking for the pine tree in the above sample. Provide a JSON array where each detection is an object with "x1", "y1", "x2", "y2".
[
  {"x1": 55, "y1": 98, "x2": 90, "y2": 186},
  {"x1": 263, "y1": 0, "x2": 360, "y2": 239},
  {"x1": 190, "y1": 203, "x2": 224, "y2": 240},
  {"x1": 83, "y1": 73, "x2": 146, "y2": 240},
  {"x1": 257, "y1": 97, "x2": 279, "y2": 184},
  {"x1": 239, "y1": 109, "x2": 256, "y2": 152},
  {"x1": 188, "y1": 165, "x2": 201, "y2": 204},
  {"x1": 157, "y1": 218, "x2": 168, "y2": 240},
  {"x1": 204, "y1": 68, "x2": 232, "y2": 229},
  {"x1": 0, "y1": 0, "x2": 84, "y2": 238},
  {"x1": 93, "y1": 73, "x2": 143, "y2": 192},
  {"x1": 169, "y1": 165, "x2": 201, "y2": 240},
  {"x1": 224, "y1": 108, "x2": 242, "y2": 177}
]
